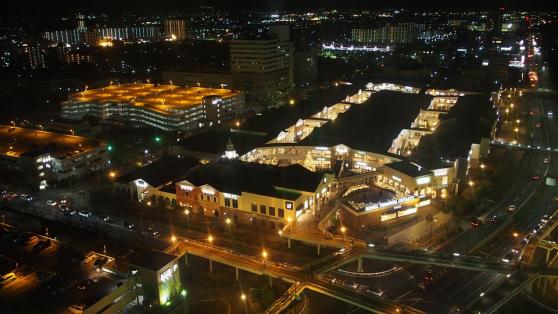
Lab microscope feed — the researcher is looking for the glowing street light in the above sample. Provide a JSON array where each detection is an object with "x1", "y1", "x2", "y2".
[
  {"x1": 468, "y1": 181, "x2": 474, "y2": 187},
  {"x1": 171, "y1": 235, "x2": 177, "y2": 243},
  {"x1": 241, "y1": 294, "x2": 246, "y2": 301},
  {"x1": 341, "y1": 226, "x2": 347, "y2": 239},
  {"x1": 225, "y1": 218, "x2": 232, "y2": 225},
  {"x1": 109, "y1": 171, "x2": 116, "y2": 178},
  {"x1": 513, "y1": 232, "x2": 519, "y2": 238},
  {"x1": 480, "y1": 164, "x2": 486, "y2": 170},
  {"x1": 208, "y1": 235, "x2": 214, "y2": 245},
  {"x1": 287, "y1": 217, "x2": 292, "y2": 233},
  {"x1": 262, "y1": 250, "x2": 268, "y2": 268},
  {"x1": 184, "y1": 209, "x2": 190, "y2": 215}
]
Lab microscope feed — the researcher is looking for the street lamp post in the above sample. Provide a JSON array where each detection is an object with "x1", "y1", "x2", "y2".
[
  {"x1": 184, "y1": 208, "x2": 190, "y2": 227},
  {"x1": 262, "y1": 250, "x2": 268, "y2": 269},
  {"x1": 287, "y1": 217, "x2": 292, "y2": 233},
  {"x1": 208, "y1": 235, "x2": 214, "y2": 274},
  {"x1": 340, "y1": 226, "x2": 347, "y2": 240},
  {"x1": 241, "y1": 294, "x2": 247, "y2": 313}
]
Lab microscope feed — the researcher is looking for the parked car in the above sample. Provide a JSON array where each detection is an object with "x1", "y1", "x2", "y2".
[
  {"x1": 36, "y1": 270, "x2": 56, "y2": 283},
  {"x1": 32, "y1": 239, "x2": 51, "y2": 253}
]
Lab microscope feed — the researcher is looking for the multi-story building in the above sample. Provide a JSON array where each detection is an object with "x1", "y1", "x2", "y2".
[
  {"x1": 164, "y1": 19, "x2": 189, "y2": 40},
  {"x1": 0, "y1": 125, "x2": 107, "y2": 190},
  {"x1": 61, "y1": 83, "x2": 244, "y2": 131},
  {"x1": 43, "y1": 29, "x2": 84, "y2": 45},
  {"x1": 352, "y1": 23, "x2": 425, "y2": 44},
  {"x1": 229, "y1": 25, "x2": 293, "y2": 108},
  {"x1": 23, "y1": 42, "x2": 46, "y2": 69},
  {"x1": 163, "y1": 25, "x2": 293, "y2": 111}
]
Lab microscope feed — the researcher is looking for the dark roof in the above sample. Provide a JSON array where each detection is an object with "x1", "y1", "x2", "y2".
[
  {"x1": 184, "y1": 159, "x2": 325, "y2": 199},
  {"x1": 117, "y1": 156, "x2": 200, "y2": 187},
  {"x1": 175, "y1": 128, "x2": 267, "y2": 156},
  {"x1": 412, "y1": 94, "x2": 496, "y2": 168},
  {"x1": 131, "y1": 250, "x2": 176, "y2": 272},
  {"x1": 386, "y1": 160, "x2": 431, "y2": 178},
  {"x1": 240, "y1": 84, "x2": 359, "y2": 135},
  {"x1": 299, "y1": 91, "x2": 432, "y2": 153}
]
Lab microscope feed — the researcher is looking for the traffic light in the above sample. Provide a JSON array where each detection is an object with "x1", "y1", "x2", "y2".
[
  {"x1": 155, "y1": 136, "x2": 161, "y2": 143},
  {"x1": 107, "y1": 144, "x2": 113, "y2": 151}
]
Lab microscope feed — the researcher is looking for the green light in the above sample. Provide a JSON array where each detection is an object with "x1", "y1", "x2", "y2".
[
  {"x1": 107, "y1": 145, "x2": 113, "y2": 151},
  {"x1": 181, "y1": 289, "x2": 187, "y2": 297},
  {"x1": 155, "y1": 136, "x2": 161, "y2": 143}
]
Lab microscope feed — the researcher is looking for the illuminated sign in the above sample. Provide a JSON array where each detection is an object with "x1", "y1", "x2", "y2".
[
  {"x1": 381, "y1": 212, "x2": 397, "y2": 221},
  {"x1": 365, "y1": 196, "x2": 416, "y2": 211},
  {"x1": 160, "y1": 268, "x2": 172, "y2": 282},
  {"x1": 397, "y1": 207, "x2": 417, "y2": 217},
  {"x1": 315, "y1": 147, "x2": 329, "y2": 151},
  {"x1": 335, "y1": 146, "x2": 348, "y2": 154},
  {"x1": 433, "y1": 169, "x2": 448, "y2": 177},
  {"x1": 179, "y1": 185, "x2": 193, "y2": 192},
  {"x1": 136, "y1": 180, "x2": 148, "y2": 187},
  {"x1": 416, "y1": 176, "x2": 431, "y2": 185},
  {"x1": 392, "y1": 176, "x2": 402, "y2": 182},
  {"x1": 418, "y1": 199, "x2": 431, "y2": 207},
  {"x1": 223, "y1": 193, "x2": 238, "y2": 200},
  {"x1": 201, "y1": 186, "x2": 215, "y2": 195}
]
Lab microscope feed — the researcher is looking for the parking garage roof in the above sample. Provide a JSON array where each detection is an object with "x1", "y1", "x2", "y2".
[
  {"x1": 0, "y1": 125, "x2": 101, "y2": 159},
  {"x1": 66, "y1": 83, "x2": 239, "y2": 114}
]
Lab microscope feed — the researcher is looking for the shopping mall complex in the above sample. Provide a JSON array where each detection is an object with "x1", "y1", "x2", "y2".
[{"x1": 114, "y1": 81, "x2": 494, "y2": 229}]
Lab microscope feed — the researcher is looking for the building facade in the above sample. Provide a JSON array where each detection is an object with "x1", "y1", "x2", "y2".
[
  {"x1": 164, "y1": 19, "x2": 189, "y2": 40},
  {"x1": 352, "y1": 23, "x2": 425, "y2": 45},
  {"x1": 0, "y1": 125, "x2": 107, "y2": 190},
  {"x1": 175, "y1": 159, "x2": 334, "y2": 230}
]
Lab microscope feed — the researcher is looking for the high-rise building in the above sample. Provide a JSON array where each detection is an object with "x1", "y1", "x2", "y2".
[
  {"x1": 164, "y1": 19, "x2": 189, "y2": 40},
  {"x1": 77, "y1": 14, "x2": 86, "y2": 30},
  {"x1": 44, "y1": 29, "x2": 84, "y2": 45},
  {"x1": 230, "y1": 25, "x2": 293, "y2": 109},
  {"x1": 24, "y1": 42, "x2": 46, "y2": 69},
  {"x1": 352, "y1": 23, "x2": 425, "y2": 44}
]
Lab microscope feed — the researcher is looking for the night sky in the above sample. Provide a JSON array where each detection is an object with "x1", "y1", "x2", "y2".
[{"x1": 3, "y1": 0, "x2": 557, "y2": 14}]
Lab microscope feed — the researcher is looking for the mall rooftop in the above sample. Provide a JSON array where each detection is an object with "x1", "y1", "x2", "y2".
[
  {"x1": 67, "y1": 83, "x2": 239, "y2": 114},
  {"x1": 116, "y1": 156, "x2": 201, "y2": 188},
  {"x1": 0, "y1": 125, "x2": 101, "y2": 159},
  {"x1": 184, "y1": 159, "x2": 327, "y2": 199},
  {"x1": 300, "y1": 91, "x2": 433, "y2": 153}
]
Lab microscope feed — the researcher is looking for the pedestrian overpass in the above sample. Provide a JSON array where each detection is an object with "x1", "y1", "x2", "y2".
[{"x1": 306, "y1": 247, "x2": 517, "y2": 275}]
